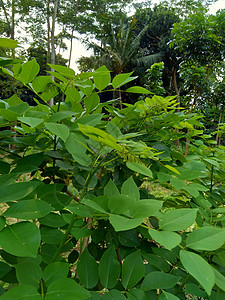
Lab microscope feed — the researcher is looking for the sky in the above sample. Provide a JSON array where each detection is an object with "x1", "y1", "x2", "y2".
[{"x1": 65, "y1": 0, "x2": 225, "y2": 72}]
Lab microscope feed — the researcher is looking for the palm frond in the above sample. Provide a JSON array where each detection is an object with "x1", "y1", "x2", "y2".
[{"x1": 136, "y1": 53, "x2": 162, "y2": 67}]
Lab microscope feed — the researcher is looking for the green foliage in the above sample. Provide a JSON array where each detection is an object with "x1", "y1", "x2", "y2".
[{"x1": 0, "y1": 42, "x2": 225, "y2": 300}]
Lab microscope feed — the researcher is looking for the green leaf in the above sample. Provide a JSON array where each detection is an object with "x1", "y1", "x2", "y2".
[
  {"x1": 109, "y1": 215, "x2": 143, "y2": 232},
  {"x1": 126, "y1": 162, "x2": 153, "y2": 178},
  {"x1": 0, "y1": 261, "x2": 11, "y2": 278},
  {"x1": 99, "y1": 247, "x2": 121, "y2": 289},
  {"x1": 126, "y1": 289, "x2": 149, "y2": 300},
  {"x1": 104, "y1": 179, "x2": 119, "y2": 197},
  {"x1": 0, "y1": 181, "x2": 40, "y2": 203},
  {"x1": 0, "y1": 38, "x2": 18, "y2": 49},
  {"x1": 158, "y1": 291, "x2": 180, "y2": 300},
  {"x1": 141, "y1": 271, "x2": 180, "y2": 291},
  {"x1": 130, "y1": 199, "x2": 163, "y2": 218},
  {"x1": 65, "y1": 87, "x2": 81, "y2": 104},
  {"x1": 121, "y1": 176, "x2": 140, "y2": 201},
  {"x1": 0, "y1": 217, "x2": 6, "y2": 231},
  {"x1": 48, "y1": 64, "x2": 75, "y2": 76},
  {"x1": 71, "y1": 228, "x2": 91, "y2": 240},
  {"x1": 212, "y1": 266, "x2": 225, "y2": 292},
  {"x1": 125, "y1": 86, "x2": 153, "y2": 94},
  {"x1": 84, "y1": 93, "x2": 100, "y2": 112},
  {"x1": 15, "y1": 262, "x2": 42, "y2": 289},
  {"x1": 49, "y1": 111, "x2": 77, "y2": 123},
  {"x1": 82, "y1": 198, "x2": 108, "y2": 214},
  {"x1": 0, "y1": 285, "x2": 42, "y2": 300},
  {"x1": 159, "y1": 208, "x2": 198, "y2": 231},
  {"x1": 43, "y1": 262, "x2": 69, "y2": 287},
  {"x1": 32, "y1": 76, "x2": 52, "y2": 92},
  {"x1": 108, "y1": 194, "x2": 135, "y2": 214},
  {"x1": 18, "y1": 117, "x2": 43, "y2": 128},
  {"x1": 170, "y1": 177, "x2": 186, "y2": 190},
  {"x1": 148, "y1": 228, "x2": 181, "y2": 250},
  {"x1": 180, "y1": 250, "x2": 215, "y2": 295},
  {"x1": 3, "y1": 199, "x2": 53, "y2": 219},
  {"x1": 112, "y1": 73, "x2": 137, "y2": 89},
  {"x1": 77, "y1": 248, "x2": 99, "y2": 289},
  {"x1": 122, "y1": 251, "x2": 145, "y2": 289},
  {"x1": 93, "y1": 66, "x2": 111, "y2": 91},
  {"x1": 40, "y1": 226, "x2": 64, "y2": 244},
  {"x1": 186, "y1": 227, "x2": 225, "y2": 251},
  {"x1": 19, "y1": 59, "x2": 40, "y2": 84},
  {"x1": 39, "y1": 212, "x2": 67, "y2": 228},
  {"x1": 164, "y1": 165, "x2": 180, "y2": 175},
  {"x1": 65, "y1": 132, "x2": 91, "y2": 166},
  {"x1": 45, "y1": 122, "x2": 69, "y2": 142},
  {"x1": 67, "y1": 203, "x2": 93, "y2": 217},
  {"x1": 45, "y1": 278, "x2": 90, "y2": 300},
  {"x1": 0, "y1": 222, "x2": 41, "y2": 257}
]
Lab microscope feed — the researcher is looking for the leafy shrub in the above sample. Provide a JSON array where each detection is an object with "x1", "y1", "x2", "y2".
[{"x1": 0, "y1": 47, "x2": 225, "y2": 300}]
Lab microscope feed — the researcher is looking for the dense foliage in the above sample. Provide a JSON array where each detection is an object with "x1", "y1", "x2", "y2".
[{"x1": 0, "y1": 38, "x2": 225, "y2": 299}]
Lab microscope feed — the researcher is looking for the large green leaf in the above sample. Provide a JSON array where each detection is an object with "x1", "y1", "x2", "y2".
[
  {"x1": 77, "y1": 248, "x2": 99, "y2": 289},
  {"x1": 148, "y1": 228, "x2": 181, "y2": 250},
  {"x1": 48, "y1": 64, "x2": 75, "y2": 76},
  {"x1": 43, "y1": 262, "x2": 69, "y2": 287},
  {"x1": 93, "y1": 65, "x2": 111, "y2": 91},
  {"x1": 186, "y1": 227, "x2": 225, "y2": 251},
  {"x1": 0, "y1": 217, "x2": 6, "y2": 231},
  {"x1": 122, "y1": 251, "x2": 145, "y2": 289},
  {"x1": 18, "y1": 117, "x2": 44, "y2": 128},
  {"x1": 126, "y1": 161, "x2": 153, "y2": 178},
  {"x1": 0, "y1": 181, "x2": 41, "y2": 203},
  {"x1": 0, "y1": 38, "x2": 18, "y2": 48},
  {"x1": 212, "y1": 266, "x2": 225, "y2": 292},
  {"x1": 40, "y1": 226, "x2": 64, "y2": 244},
  {"x1": 130, "y1": 199, "x2": 163, "y2": 218},
  {"x1": 19, "y1": 59, "x2": 40, "y2": 84},
  {"x1": 84, "y1": 93, "x2": 100, "y2": 112},
  {"x1": 0, "y1": 285, "x2": 42, "y2": 300},
  {"x1": 141, "y1": 271, "x2": 180, "y2": 291},
  {"x1": 104, "y1": 179, "x2": 119, "y2": 197},
  {"x1": 159, "y1": 208, "x2": 198, "y2": 231},
  {"x1": 112, "y1": 73, "x2": 137, "y2": 89},
  {"x1": 99, "y1": 247, "x2": 121, "y2": 289},
  {"x1": 32, "y1": 76, "x2": 52, "y2": 92},
  {"x1": 45, "y1": 122, "x2": 69, "y2": 142},
  {"x1": 180, "y1": 250, "x2": 215, "y2": 295},
  {"x1": 0, "y1": 222, "x2": 41, "y2": 257},
  {"x1": 45, "y1": 278, "x2": 90, "y2": 300},
  {"x1": 108, "y1": 194, "x2": 135, "y2": 214},
  {"x1": 15, "y1": 262, "x2": 42, "y2": 289},
  {"x1": 3, "y1": 199, "x2": 53, "y2": 219},
  {"x1": 109, "y1": 215, "x2": 143, "y2": 232},
  {"x1": 121, "y1": 176, "x2": 140, "y2": 201},
  {"x1": 158, "y1": 291, "x2": 180, "y2": 300}
]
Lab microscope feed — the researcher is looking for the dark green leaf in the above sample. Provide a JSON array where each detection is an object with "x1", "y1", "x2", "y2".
[
  {"x1": 43, "y1": 262, "x2": 69, "y2": 287},
  {"x1": 0, "y1": 285, "x2": 42, "y2": 300},
  {"x1": 141, "y1": 271, "x2": 180, "y2": 291},
  {"x1": 15, "y1": 262, "x2": 42, "y2": 289}
]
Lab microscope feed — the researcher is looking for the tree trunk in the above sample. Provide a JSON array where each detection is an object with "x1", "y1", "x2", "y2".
[
  {"x1": 68, "y1": 0, "x2": 79, "y2": 68},
  {"x1": 46, "y1": 0, "x2": 51, "y2": 65},
  {"x1": 49, "y1": 0, "x2": 59, "y2": 106}
]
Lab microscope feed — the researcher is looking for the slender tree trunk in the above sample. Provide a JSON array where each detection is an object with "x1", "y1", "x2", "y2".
[
  {"x1": 1, "y1": 0, "x2": 11, "y2": 37},
  {"x1": 49, "y1": 0, "x2": 59, "y2": 106},
  {"x1": 68, "y1": 0, "x2": 79, "y2": 68},
  {"x1": 46, "y1": 0, "x2": 51, "y2": 65},
  {"x1": 216, "y1": 106, "x2": 223, "y2": 146}
]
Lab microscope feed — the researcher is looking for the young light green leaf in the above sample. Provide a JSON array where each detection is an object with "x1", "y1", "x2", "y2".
[
  {"x1": 125, "y1": 86, "x2": 153, "y2": 94},
  {"x1": 186, "y1": 227, "x2": 225, "y2": 251},
  {"x1": 32, "y1": 76, "x2": 52, "y2": 92},
  {"x1": 0, "y1": 222, "x2": 41, "y2": 257},
  {"x1": 77, "y1": 248, "x2": 99, "y2": 289},
  {"x1": 48, "y1": 64, "x2": 75, "y2": 76},
  {"x1": 164, "y1": 165, "x2": 180, "y2": 175},
  {"x1": 112, "y1": 72, "x2": 137, "y2": 89},
  {"x1": 141, "y1": 271, "x2": 180, "y2": 291},
  {"x1": 148, "y1": 228, "x2": 181, "y2": 250},
  {"x1": 159, "y1": 208, "x2": 198, "y2": 231},
  {"x1": 19, "y1": 59, "x2": 40, "y2": 84},
  {"x1": 109, "y1": 215, "x2": 143, "y2": 232},
  {"x1": 0, "y1": 38, "x2": 18, "y2": 49},
  {"x1": 99, "y1": 247, "x2": 121, "y2": 289},
  {"x1": 45, "y1": 122, "x2": 69, "y2": 142},
  {"x1": 122, "y1": 251, "x2": 145, "y2": 289},
  {"x1": 93, "y1": 65, "x2": 111, "y2": 90},
  {"x1": 180, "y1": 250, "x2": 215, "y2": 295},
  {"x1": 84, "y1": 93, "x2": 100, "y2": 112},
  {"x1": 126, "y1": 162, "x2": 153, "y2": 178}
]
